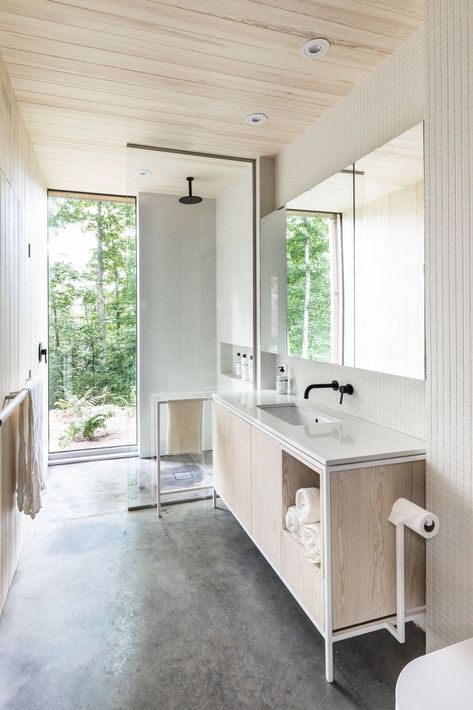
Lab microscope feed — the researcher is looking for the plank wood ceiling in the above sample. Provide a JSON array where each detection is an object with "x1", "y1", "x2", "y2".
[{"x1": 0, "y1": 0, "x2": 423, "y2": 194}]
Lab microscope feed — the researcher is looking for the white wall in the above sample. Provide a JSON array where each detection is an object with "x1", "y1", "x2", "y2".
[
  {"x1": 216, "y1": 166, "x2": 253, "y2": 387},
  {"x1": 0, "y1": 56, "x2": 47, "y2": 613},
  {"x1": 138, "y1": 193, "x2": 216, "y2": 456},
  {"x1": 271, "y1": 30, "x2": 425, "y2": 437},
  {"x1": 425, "y1": 0, "x2": 473, "y2": 651},
  {"x1": 354, "y1": 181, "x2": 424, "y2": 379}
]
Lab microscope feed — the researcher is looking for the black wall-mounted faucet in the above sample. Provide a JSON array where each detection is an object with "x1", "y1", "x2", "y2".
[
  {"x1": 338, "y1": 384, "x2": 354, "y2": 404},
  {"x1": 304, "y1": 380, "x2": 339, "y2": 399}
]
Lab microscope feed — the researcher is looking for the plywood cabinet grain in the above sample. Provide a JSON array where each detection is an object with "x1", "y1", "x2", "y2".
[
  {"x1": 251, "y1": 427, "x2": 282, "y2": 570},
  {"x1": 331, "y1": 460, "x2": 426, "y2": 629},
  {"x1": 213, "y1": 401, "x2": 252, "y2": 531},
  {"x1": 281, "y1": 530, "x2": 324, "y2": 630}
]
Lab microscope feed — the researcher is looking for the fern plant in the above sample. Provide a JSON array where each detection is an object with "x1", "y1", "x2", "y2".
[{"x1": 57, "y1": 388, "x2": 120, "y2": 446}]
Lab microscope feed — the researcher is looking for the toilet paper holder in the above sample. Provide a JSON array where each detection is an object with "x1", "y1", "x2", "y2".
[{"x1": 387, "y1": 498, "x2": 439, "y2": 644}]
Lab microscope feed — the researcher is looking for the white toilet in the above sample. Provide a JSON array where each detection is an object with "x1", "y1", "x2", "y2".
[{"x1": 396, "y1": 637, "x2": 473, "y2": 709}]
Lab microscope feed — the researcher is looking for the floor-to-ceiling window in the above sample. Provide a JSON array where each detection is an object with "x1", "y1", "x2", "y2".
[{"x1": 48, "y1": 191, "x2": 137, "y2": 456}]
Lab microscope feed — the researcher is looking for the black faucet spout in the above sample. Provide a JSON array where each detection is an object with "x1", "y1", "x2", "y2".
[{"x1": 304, "y1": 380, "x2": 339, "y2": 399}]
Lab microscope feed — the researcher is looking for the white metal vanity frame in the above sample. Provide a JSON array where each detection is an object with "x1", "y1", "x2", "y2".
[{"x1": 321, "y1": 456, "x2": 426, "y2": 681}]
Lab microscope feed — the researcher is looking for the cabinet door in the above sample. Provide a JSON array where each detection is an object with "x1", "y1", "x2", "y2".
[
  {"x1": 251, "y1": 427, "x2": 282, "y2": 570},
  {"x1": 213, "y1": 401, "x2": 252, "y2": 531},
  {"x1": 331, "y1": 460, "x2": 426, "y2": 629},
  {"x1": 281, "y1": 531, "x2": 325, "y2": 630}
]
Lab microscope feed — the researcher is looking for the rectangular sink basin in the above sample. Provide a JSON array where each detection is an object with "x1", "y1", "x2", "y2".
[{"x1": 256, "y1": 403, "x2": 335, "y2": 426}]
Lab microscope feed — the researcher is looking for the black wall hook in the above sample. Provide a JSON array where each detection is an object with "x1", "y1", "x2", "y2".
[{"x1": 38, "y1": 342, "x2": 47, "y2": 364}]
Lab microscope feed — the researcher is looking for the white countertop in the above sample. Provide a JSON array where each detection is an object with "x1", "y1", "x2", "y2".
[{"x1": 213, "y1": 390, "x2": 425, "y2": 467}]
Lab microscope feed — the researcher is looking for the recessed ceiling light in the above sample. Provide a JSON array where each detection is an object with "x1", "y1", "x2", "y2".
[
  {"x1": 246, "y1": 113, "x2": 268, "y2": 126},
  {"x1": 300, "y1": 38, "x2": 330, "y2": 59},
  {"x1": 138, "y1": 169, "x2": 152, "y2": 176}
]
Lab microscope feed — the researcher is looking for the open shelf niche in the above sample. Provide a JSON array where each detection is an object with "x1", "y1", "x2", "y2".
[
  {"x1": 282, "y1": 450, "x2": 323, "y2": 571},
  {"x1": 219, "y1": 342, "x2": 254, "y2": 387}
]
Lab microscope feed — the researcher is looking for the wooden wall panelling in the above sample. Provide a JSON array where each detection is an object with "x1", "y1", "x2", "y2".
[{"x1": 0, "y1": 54, "x2": 47, "y2": 614}]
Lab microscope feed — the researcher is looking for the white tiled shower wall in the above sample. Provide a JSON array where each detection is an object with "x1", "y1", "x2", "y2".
[
  {"x1": 425, "y1": 0, "x2": 473, "y2": 651},
  {"x1": 270, "y1": 30, "x2": 426, "y2": 439},
  {"x1": 138, "y1": 193, "x2": 217, "y2": 456}
]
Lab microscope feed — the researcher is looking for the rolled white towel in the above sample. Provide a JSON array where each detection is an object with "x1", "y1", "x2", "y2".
[
  {"x1": 301, "y1": 522, "x2": 321, "y2": 565},
  {"x1": 295, "y1": 487, "x2": 321, "y2": 523},
  {"x1": 285, "y1": 506, "x2": 302, "y2": 540}
]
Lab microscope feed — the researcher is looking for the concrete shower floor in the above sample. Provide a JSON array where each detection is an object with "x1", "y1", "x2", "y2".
[{"x1": 0, "y1": 459, "x2": 425, "y2": 709}]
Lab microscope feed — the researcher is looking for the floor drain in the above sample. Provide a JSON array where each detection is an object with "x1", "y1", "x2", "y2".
[{"x1": 173, "y1": 471, "x2": 194, "y2": 481}]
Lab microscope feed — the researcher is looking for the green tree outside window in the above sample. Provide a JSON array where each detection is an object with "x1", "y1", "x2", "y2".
[{"x1": 287, "y1": 213, "x2": 332, "y2": 361}]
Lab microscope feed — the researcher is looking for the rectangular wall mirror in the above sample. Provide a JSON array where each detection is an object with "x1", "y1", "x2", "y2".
[{"x1": 261, "y1": 123, "x2": 425, "y2": 380}]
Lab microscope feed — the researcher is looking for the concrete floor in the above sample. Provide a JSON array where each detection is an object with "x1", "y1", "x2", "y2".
[{"x1": 0, "y1": 461, "x2": 425, "y2": 710}]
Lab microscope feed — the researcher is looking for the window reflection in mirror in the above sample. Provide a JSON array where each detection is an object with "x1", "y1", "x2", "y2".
[
  {"x1": 260, "y1": 122, "x2": 425, "y2": 380},
  {"x1": 286, "y1": 211, "x2": 342, "y2": 363},
  {"x1": 285, "y1": 167, "x2": 354, "y2": 367}
]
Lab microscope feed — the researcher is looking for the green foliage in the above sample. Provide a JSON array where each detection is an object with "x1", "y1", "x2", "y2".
[
  {"x1": 48, "y1": 197, "x2": 136, "y2": 419},
  {"x1": 56, "y1": 388, "x2": 122, "y2": 446},
  {"x1": 286, "y1": 214, "x2": 332, "y2": 361}
]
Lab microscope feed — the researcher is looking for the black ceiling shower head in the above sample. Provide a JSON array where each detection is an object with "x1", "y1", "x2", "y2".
[{"x1": 179, "y1": 176, "x2": 202, "y2": 205}]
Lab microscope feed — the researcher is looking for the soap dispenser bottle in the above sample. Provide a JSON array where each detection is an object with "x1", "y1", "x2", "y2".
[
  {"x1": 234, "y1": 352, "x2": 241, "y2": 377},
  {"x1": 241, "y1": 353, "x2": 249, "y2": 382},
  {"x1": 248, "y1": 355, "x2": 254, "y2": 383},
  {"x1": 276, "y1": 365, "x2": 288, "y2": 394}
]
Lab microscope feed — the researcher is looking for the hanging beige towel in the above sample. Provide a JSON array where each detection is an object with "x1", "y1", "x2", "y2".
[
  {"x1": 166, "y1": 399, "x2": 203, "y2": 456},
  {"x1": 18, "y1": 377, "x2": 45, "y2": 519}
]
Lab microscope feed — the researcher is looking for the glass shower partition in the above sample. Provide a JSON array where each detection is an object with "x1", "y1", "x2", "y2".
[{"x1": 125, "y1": 144, "x2": 255, "y2": 510}]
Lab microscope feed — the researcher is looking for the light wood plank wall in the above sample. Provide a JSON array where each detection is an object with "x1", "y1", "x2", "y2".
[{"x1": 0, "y1": 54, "x2": 47, "y2": 613}]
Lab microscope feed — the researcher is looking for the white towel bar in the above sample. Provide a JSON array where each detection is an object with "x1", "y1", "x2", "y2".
[{"x1": 0, "y1": 389, "x2": 29, "y2": 427}]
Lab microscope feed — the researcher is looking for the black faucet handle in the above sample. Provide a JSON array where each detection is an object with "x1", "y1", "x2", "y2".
[{"x1": 339, "y1": 383, "x2": 354, "y2": 404}]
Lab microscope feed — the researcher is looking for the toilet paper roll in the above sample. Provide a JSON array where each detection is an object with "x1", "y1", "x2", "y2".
[{"x1": 388, "y1": 497, "x2": 439, "y2": 539}]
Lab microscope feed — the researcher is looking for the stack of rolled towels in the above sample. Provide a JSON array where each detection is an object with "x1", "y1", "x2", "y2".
[{"x1": 285, "y1": 487, "x2": 321, "y2": 565}]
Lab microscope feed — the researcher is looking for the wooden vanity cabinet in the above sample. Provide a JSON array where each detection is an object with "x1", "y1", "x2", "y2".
[
  {"x1": 213, "y1": 398, "x2": 426, "y2": 681},
  {"x1": 251, "y1": 426, "x2": 283, "y2": 571},
  {"x1": 331, "y1": 461, "x2": 426, "y2": 629},
  {"x1": 213, "y1": 400, "x2": 252, "y2": 531}
]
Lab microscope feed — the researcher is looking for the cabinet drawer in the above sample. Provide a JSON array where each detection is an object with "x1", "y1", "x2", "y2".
[{"x1": 281, "y1": 530, "x2": 324, "y2": 631}]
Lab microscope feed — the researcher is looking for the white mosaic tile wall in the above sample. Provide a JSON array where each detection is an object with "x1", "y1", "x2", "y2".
[
  {"x1": 275, "y1": 355, "x2": 425, "y2": 439},
  {"x1": 270, "y1": 29, "x2": 426, "y2": 439},
  {"x1": 138, "y1": 193, "x2": 217, "y2": 456},
  {"x1": 425, "y1": 0, "x2": 473, "y2": 651}
]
